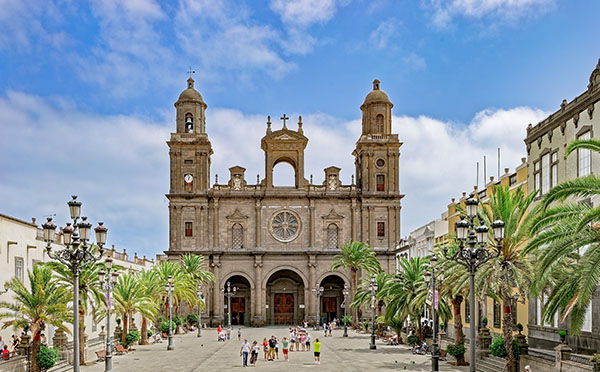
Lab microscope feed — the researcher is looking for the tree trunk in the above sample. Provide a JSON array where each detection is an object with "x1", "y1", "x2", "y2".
[
  {"x1": 30, "y1": 322, "x2": 42, "y2": 372},
  {"x1": 121, "y1": 314, "x2": 128, "y2": 344},
  {"x1": 140, "y1": 317, "x2": 148, "y2": 345},
  {"x1": 351, "y1": 268, "x2": 358, "y2": 327},
  {"x1": 502, "y1": 287, "x2": 516, "y2": 372},
  {"x1": 451, "y1": 295, "x2": 467, "y2": 365},
  {"x1": 416, "y1": 316, "x2": 424, "y2": 341},
  {"x1": 79, "y1": 312, "x2": 86, "y2": 365}
]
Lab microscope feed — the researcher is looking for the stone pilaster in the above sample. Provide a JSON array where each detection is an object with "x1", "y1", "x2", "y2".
[{"x1": 253, "y1": 255, "x2": 265, "y2": 326}]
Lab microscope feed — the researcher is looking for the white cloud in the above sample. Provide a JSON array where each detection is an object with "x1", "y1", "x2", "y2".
[
  {"x1": 424, "y1": 0, "x2": 556, "y2": 27},
  {"x1": 0, "y1": 91, "x2": 549, "y2": 256},
  {"x1": 369, "y1": 19, "x2": 398, "y2": 49},
  {"x1": 402, "y1": 52, "x2": 427, "y2": 71}
]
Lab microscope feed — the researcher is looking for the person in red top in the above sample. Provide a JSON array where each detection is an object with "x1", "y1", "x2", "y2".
[
  {"x1": 217, "y1": 325, "x2": 222, "y2": 333},
  {"x1": 1, "y1": 345, "x2": 9, "y2": 360}
]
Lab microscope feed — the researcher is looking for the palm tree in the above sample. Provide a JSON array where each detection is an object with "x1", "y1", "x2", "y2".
[
  {"x1": 44, "y1": 252, "x2": 105, "y2": 366},
  {"x1": 526, "y1": 138, "x2": 600, "y2": 334},
  {"x1": 153, "y1": 261, "x2": 196, "y2": 321},
  {"x1": 477, "y1": 184, "x2": 537, "y2": 372},
  {"x1": 330, "y1": 241, "x2": 381, "y2": 326},
  {"x1": 113, "y1": 272, "x2": 158, "y2": 344},
  {"x1": 379, "y1": 256, "x2": 429, "y2": 341},
  {"x1": 180, "y1": 254, "x2": 215, "y2": 285},
  {"x1": 137, "y1": 270, "x2": 162, "y2": 345},
  {"x1": 0, "y1": 266, "x2": 71, "y2": 372}
]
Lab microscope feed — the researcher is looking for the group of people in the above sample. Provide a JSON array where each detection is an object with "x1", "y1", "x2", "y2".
[
  {"x1": 238, "y1": 327, "x2": 322, "y2": 367},
  {"x1": 0, "y1": 333, "x2": 43, "y2": 361}
]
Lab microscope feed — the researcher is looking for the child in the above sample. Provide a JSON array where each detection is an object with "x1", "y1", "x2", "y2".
[
  {"x1": 282, "y1": 336, "x2": 289, "y2": 361},
  {"x1": 237, "y1": 328, "x2": 242, "y2": 341},
  {"x1": 1, "y1": 345, "x2": 9, "y2": 361},
  {"x1": 313, "y1": 338, "x2": 321, "y2": 364}
]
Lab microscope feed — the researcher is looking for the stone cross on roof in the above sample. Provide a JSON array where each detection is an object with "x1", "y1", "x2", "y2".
[{"x1": 280, "y1": 114, "x2": 289, "y2": 129}]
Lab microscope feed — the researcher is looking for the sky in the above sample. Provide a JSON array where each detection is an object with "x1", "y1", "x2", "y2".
[{"x1": 1, "y1": 0, "x2": 599, "y2": 259}]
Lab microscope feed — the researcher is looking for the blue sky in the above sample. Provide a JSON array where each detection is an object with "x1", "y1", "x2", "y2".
[{"x1": 1, "y1": 0, "x2": 599, "y2": 258}]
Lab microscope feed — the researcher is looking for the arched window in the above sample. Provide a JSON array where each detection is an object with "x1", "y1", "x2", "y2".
[
  {"x1": 376, "y1": 174, "x2": 385, "y2": 191},
  {"x1": 232, "y1": 223, "x2": 243, "y2": 249},
  {"x1": 327, "y1": 223, "x2": 339, "y2": 249},
  {"x1": 185, "y1": 113, "x2": 194, "y2": 133},
  {"x1": 376, "y1": 114, "x2": 384, "y2": 133}
]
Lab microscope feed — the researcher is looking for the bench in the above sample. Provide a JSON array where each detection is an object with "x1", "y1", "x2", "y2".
[
  {"x1": 95, "y1": 350, "x2": 106, "y2": 361},
  {"x1": 115, "y1": 345, "x2": 128, "y2": 354}
]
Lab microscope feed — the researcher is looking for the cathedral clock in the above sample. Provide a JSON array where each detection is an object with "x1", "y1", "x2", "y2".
[{"x1": 184, "y1": 174, "x2": 193, "y2": 192}]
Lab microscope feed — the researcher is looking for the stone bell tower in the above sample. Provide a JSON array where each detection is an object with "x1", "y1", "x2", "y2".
[{"x1": 353, "y1": 79, "x2": 402, "y2": 195}]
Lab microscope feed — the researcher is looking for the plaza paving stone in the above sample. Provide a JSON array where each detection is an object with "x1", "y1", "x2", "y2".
[{"x1": 82, "y1": 327, "x2": 469, "y2": 372}]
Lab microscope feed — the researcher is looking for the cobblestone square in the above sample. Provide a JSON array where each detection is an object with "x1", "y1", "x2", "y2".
[{"x1": 81, "y1": 327, "x2": 468, "y2": 372}]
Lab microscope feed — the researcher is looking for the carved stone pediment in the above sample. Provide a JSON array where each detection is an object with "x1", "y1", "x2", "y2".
[
  {"x1": 321, "y1": 209, "x2": 344, "y2": 220},
  {"x1": 226, "y1": 208, "x2": 248, "y2": 220},
  {"x1": 274, "y1": 134, "x2": 294, "y2": 141}
]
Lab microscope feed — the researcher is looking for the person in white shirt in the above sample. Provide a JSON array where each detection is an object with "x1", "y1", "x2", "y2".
[
  {"x1": 240, "y1": 339, "x2": 251, "y2": 367},
  {"x1": 0, "y1": 336, "x2": 5, "y2": 350}
]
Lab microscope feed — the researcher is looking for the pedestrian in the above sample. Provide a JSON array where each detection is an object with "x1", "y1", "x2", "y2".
[
  {"x1": 300, "y1": 332, "x2": 306, "y2": 351},
  {"x1": 11, "y1": 335, "x2": 18, "y2": 354},
  {"x1": 238, "y1": 328, "x2": 242, "y2": 341},
  {"x1": 226, "y1": 327, "x2": 231, "y2": 340},
  {"x1": 282, "y1": 336, "x2": 289, "y2": 361},
  {"x1": 524, "y1": 366, "x2": 532, "y2": 372},
  {"x1": 262, "y1": 338, "x2": 268, "y2": 360},
  {"x1": 217, "y1": 324, "x2": 222, "y2": 334},
  {"x1": 328, "y1": 323, "x2": 332, "y2": 337},
  {"x1": 295, "y1": 331, "x2": 301, "y2": 351},
  {"x1": 274, "y1": 336, "x2": 280, "y2": 359},
  {"x1": 313, "y1": 338, "x2": 321, "y2": 364},
  {"x1": 1, "y1": 345, "x2": 9, "y2": 361},
  {"x1": 306, "y1": 333, "x2": 311, "y2": 351},
  {"x1": 240, "y1": 338, "x2": 251, "y2": 367},
  {"x1": 41, "y1": 334, "x2": 47, "y2": 346},
  {"x1": 289, "y1": 329, "x2": 295, "y2": 351},
  {"x1": 268, "y1": 335, "x2": 276, "y2": 361},
  {"x1": 323, "y1": 323, "x2": 327, "y2": 337},
  {"x1": 0, "y1": 336, "x2": 4, "y2": 350},
  {"x1": 250, "y1": 340, "x2": 259, "y2": 366}
]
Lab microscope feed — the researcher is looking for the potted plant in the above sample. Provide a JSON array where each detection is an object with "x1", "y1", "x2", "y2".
[
  {"x1": 589, "y1": 353, "x2": 600, "y2": 371},
  {"x1": 37, "y1": 345, "x2": 60, "y2": 371},
  {"x1": 516, "y1": 323, "x2": 524, "y2": 334},
  {"x1": 482, "y1": 317, "x2": 488, "y2": 328},
  {"x1": 447, "y1": 344, "x2": 466, "y2": 363},
  {"x1": 558, "y1": 330, "x2": 567, "y2": 344}
]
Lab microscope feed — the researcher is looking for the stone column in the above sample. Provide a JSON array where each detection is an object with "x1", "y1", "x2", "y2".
[
  {"x1": 255, "y1": 199, "x2": 261, "y2": 248},
  {"x1": 213, "y1": 198, "x2": 219, "y2": 248},
  {"x1": 308, "y1": 255, "x2": 317, "y2": 324},
  {"x1": 53, "y1": 328, "x2": 68, "y2": 361},
  {"x1": 211, "y1": 256, "x2": 223, "y2": 326},
  {"x1": 195, "y1": 206, "x2": 202, "y2": 248},
  {"x1": 203, "y1": 204, "x2": 209, "y2": 249},
  {"x1": 253, "y1": 255, "x2": 265, "y2": 326},
  {"x1": 368, "y1": 206, "x2": 374, "y2": 246},
  {"x1": 387, "y1": 207, "x2": 393, "y2": 248},
  {"x1": 309, "y1": 200, "x2": 315, "y2": 248},
  {"x1": 351, "y1": 200, "x2": 357, "y2": 241}
]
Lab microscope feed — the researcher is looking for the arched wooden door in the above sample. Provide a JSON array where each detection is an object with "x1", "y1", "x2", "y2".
[{"x1": 274, "y1": 293, "x2": 294, "y2": 324}]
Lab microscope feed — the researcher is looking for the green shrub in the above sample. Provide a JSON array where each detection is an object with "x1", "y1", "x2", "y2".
[
  {"x1": 186, "y1": 313, "x2": 198, "y2": 325},
  {"x1": 446, "y1": 344, "x2": 466, "y2": 358},
  {"x1": 407, "y1": 335, "x2": 419, "y2": 345},
  {"x1": 558, "y1": 330, "x2": 567, "y2": 337},
  {"x1": 490, "y1": 336, "x2": 520, "y2": 358},
  {"x1": 160, "y1": 320, "x2": 175, "y2": 334},
  {"x1": 147, "y1": 329, "x2": 153, "y2": 338},
  {"x1": 37, "y1": 345, "x2": 60, "y2": 371},
  {"x1": 590, "y1": 353, "x2": 600, "y2": 363},
  {"x1": 124, "y1": 331, "x2": 140, "y2": 347},
  {"x1": 116, "y1": 318, "x2": 121, "y2": 325},
  {"x1": 341, "y1": 315, "x2": 352, "y2": 325},
  {"x1": 173, "y1": 316, "x2": 183, "y2": 326}
]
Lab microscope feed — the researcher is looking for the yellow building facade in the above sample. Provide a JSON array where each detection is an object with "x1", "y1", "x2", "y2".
[{"x1": 443, "y1": 158, "x2": 529, "y2": 339}]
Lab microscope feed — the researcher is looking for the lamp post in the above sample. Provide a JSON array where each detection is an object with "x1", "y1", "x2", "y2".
[
  {"x1": 98, "y1": 258, "x2": 118, "y2": 372},
  {"x1": 425, "y1": 256, "x2": 440, "y2": 372},
  {"x1": 224, "y1": 282, "x2": 237, "y2": 328},
  {"x1": 0, "y1": 283, "x2": 8, "y2": 295},
  {"x1": 197, "y1": 284, "x2": 203, "y2": 338},
  {"x1": 166, "y1": 275, "x2": 174, "y2": 351},
  {"x1": 42, "y1": 196, "x2": 107, "y2": 372},
  {"x1": 369, "y1": 274, "x2": 378, "y2": 350},
  {"x1": 443, "y1": 196, "x2": 505, "y2": 372},
  {"x1": 342, "y1": 284, "x2": 349, "y2": 337},
  {"x1": 312, "y1": 286, "x2": 324, "y2": 330}
]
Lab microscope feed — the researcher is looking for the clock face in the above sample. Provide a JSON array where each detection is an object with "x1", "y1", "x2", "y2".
[{"x1": 184, "y1": 174, "x2": 194, "y2": 183}]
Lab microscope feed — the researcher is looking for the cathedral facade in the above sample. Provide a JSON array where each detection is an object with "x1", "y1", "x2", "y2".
[{"x1": 166, "y1": 78, "x2": 403, "y2": 326}]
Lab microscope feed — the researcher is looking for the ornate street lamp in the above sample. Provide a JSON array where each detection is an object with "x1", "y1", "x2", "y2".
[
  {"x1": 369, "y1": 274, "x2": 378, "y2": 350},
  {"x1": 342, "y1": 284, "x2": 350, "y2": 337},
  {"x1": 443, "y1": 196, "x2": 504, "y2": 372},
  {"x1": 223, "y1": 282, "x2": 237, "y2": 328},
  {"x1": 425, "y1": 255, "x2": 440, "y2": 372},
  {"x1": 197, "y1": 284, "x2": 203, "y2": 338},
  {"x1": 43, "y1": 196, "x2": 107, "y2": 372},
  {"x1": 312, "y1": 286, "x2": 324, "y2": 330},
  {"x1": 166, "y1": 275, "x2": 175, "y2": 351},
  {"x1": 98, "y1": 258, "x2": 118, "y2": 372}
]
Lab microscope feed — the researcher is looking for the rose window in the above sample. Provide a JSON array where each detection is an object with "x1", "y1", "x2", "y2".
[{"x1": 271, "y1": 210, "x2": 300, "y2": 242}]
